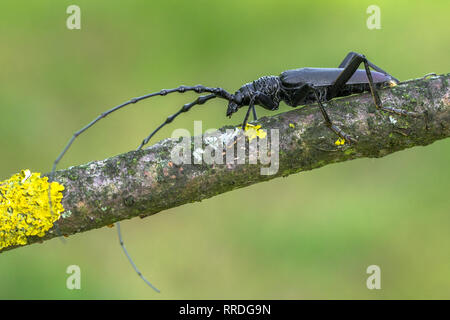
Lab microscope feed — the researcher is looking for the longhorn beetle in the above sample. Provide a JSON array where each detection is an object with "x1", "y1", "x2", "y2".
[{"x1": 49, "y1": 51, "x2": 417, "y2": 292}]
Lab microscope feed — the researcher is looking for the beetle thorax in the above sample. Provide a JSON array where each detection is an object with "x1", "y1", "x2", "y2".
[{"x1": 238, "y1": 76, "x2": 282, "y2": 106}]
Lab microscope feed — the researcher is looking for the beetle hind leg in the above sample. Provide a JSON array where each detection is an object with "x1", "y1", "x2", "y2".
[
  {"x1": 361, "y1": 60, "x2": 419, "y2": 117},
  {"x1": 338, "y1": 51, "x2": 399, "y2": 83},
  {"x1": 332, "y1": 52, "x2": 418, "y2": 118}
]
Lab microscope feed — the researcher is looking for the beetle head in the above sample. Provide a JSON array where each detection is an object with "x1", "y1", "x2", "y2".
[{"x1": 226, "y1": 93, "x2": 244, "y2": 117}]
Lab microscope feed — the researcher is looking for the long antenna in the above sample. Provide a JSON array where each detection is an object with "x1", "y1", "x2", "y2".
[
  {"x1": 48, "y1": 85, "x2": 233, "y2": 292},
  {"x1": 116, "y1": 222, "x2": 160, "y2": 292}
]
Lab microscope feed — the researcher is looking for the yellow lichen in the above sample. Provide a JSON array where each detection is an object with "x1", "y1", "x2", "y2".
[
  {"x1": 243, "y1": 123, "x2": 267, "y2": 141},
  {"x1": 388, "y1": 80, "x2": 398, "y2": 87},
  {"x1": 335, "y1": 138, "x2": 346, "y2": 146},
  {"x1": 0, "y1": 170, "x2": 64, "y2": 249}
]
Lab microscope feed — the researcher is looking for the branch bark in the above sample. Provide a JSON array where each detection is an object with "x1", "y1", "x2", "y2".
[{"x1": 2, "y1": 74, "x2": 449, "y2": 252}]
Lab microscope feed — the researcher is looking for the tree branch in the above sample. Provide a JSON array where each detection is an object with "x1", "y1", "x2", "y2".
[{"x1": 2, "y1": 74, "x2": 449, "y2": 253}]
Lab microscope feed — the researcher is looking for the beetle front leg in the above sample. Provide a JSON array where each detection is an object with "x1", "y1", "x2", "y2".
[
  {"x1": 251, "y1": 105, "x2": 258, "y2": 120},
  {"x1": 240, "y1": 91, "x2": 274, "y2": 129},
  {"x1": 241, "y1": 96, "x2": 257, "y2": 129}
]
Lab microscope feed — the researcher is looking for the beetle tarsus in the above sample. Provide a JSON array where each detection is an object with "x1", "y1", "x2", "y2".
[
  {"x1": 380, "y1": 106, "x2": 420, "y2": 117},
  {"x1": 330, "y1": 125, "x2": 357, "y2": 144}
]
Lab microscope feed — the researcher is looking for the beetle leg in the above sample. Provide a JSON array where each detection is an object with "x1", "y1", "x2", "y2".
[
  {"x1": 241, "y1": 96, "x2": 257, "y2": 130},
  {"x1": 328, "y1": 52, "x2": 371, "y2": 99},
  {"x1": 338, "y1": 51, "x2": 357, "y2": 68},
  {"x1": 361, "y1": 61, "x2": 419, "y2": 117},
  {"x1": 313, "y1": 89, "x2": 357, "y2": 144},
  {"x1": 252, "y1": 105, "x2": 258, "y2": 120},
  {"x1": 338, "y1": 51, "x2": 399, "y2": 83},
  {"x1": 330, "y1": 52, "x2": 396, "y2": 99},
  {"x1": 330, "y1": 53, "x2": 417, "y2": 117}
]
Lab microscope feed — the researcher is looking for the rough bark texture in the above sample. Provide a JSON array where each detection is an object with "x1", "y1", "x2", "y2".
[{"x1": 2, "y1": 74, "x2": 449, "y2": 253}]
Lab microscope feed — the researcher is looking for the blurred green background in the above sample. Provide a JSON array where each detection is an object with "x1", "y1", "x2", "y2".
[{"x1": 0, "y1": 0, "x2": 449, "y2": 299}]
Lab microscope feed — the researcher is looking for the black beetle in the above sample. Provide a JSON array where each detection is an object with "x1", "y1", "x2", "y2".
[{"x1": 49, "y1": 51, "x2": 417, "y2": 292}]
